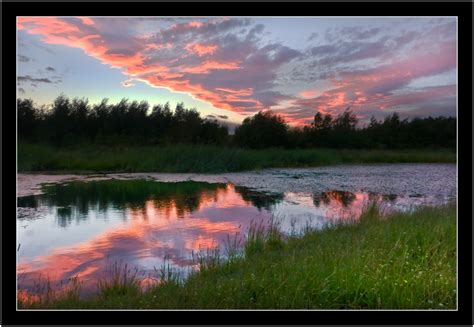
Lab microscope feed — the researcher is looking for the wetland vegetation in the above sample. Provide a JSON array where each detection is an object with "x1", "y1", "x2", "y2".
[
  {"x1": 18, "y1": 96, "x2": 455, "y2": 173},
  {"x1": 19, "y1": 202, "x2": 456, "y2": 309}
]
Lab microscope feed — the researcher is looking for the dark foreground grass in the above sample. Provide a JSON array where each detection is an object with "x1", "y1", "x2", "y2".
[
  {"x1": 19, "y1": 203, "x2": 456, "y2": 309},
  {"x1": 18, "y1": 142, "x2": 455, "y2": 173}
]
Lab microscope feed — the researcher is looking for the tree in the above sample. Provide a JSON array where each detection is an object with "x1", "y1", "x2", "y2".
[
  {"x1": 321, "y1": 114, "x2": 333, "y2": 130},
  {"x1": 16, "y1": 95, "x2": 456, "y2": 150},
  {"x1": 234, "y1": 111, "x2": 288, "y2": 149},
  {"x1": 70, "y1": 97, "x2": 90, "y2": 141},
  {"x1": 312, "y1": 112, "x2": 324, "y2": 130},
  {"x1": 333, "y1": 107, "x2": 358, "y2": 131},
  {"x1": 18, "y1": 99, "x2": 37, "y2": 140}
]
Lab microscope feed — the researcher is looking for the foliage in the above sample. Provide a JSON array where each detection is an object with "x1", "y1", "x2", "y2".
[
  {"x1": 287, "y1": 108, "x2": 456, "y2": 149},
  {"x1": 234, "y1": 111, "x2": 288, "y2": 149},
  {"x1": 18, "y1": 142, "x2": 455, "y2": 173},
  {"x1": 18, "y1": 96, "x2": 228, "y2": 146},
  {"x1": 18, "y1": 96, "x2": 456, "y2": 149}
]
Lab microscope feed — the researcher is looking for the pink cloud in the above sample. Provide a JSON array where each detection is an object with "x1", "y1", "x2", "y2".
[
  {"x1": 77, "y1": 16, "x2": 95, "y2": 26},
  {"x1": 181, "y1": 60, "x2": 241, "y2": 74},
  {"x1": 288, "y1": 38, "x2": 456, "y2": 123},
  {"x1": 145, "y1": 43, "x2": 172, "y2": 51},
  {"x1": 18, "y1": 17, "x2": 270, "y2": 115},
  {"x1": 185, "y1": 43, "x2": 218, "y2": 56},
  {"x1": 18, "y1": 16, "x2": 80, "y2": 34},
  {"x1": 299, "y1": 90, "x2": 318, "y2": 98},
  {"x1": 18, "y1": 17, "x2": 456, "y2": 124}
]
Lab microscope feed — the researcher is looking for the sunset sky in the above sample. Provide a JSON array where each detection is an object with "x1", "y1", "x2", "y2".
[{"x1": 17, "y1": 16, "x2": 456, "y2": 126}]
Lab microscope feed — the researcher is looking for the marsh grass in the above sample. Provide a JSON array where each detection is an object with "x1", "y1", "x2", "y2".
[
  {"x1": 18, "y1": 142, "x2": 455, "y2": 173},
  {"x1": 18, "y1": 274, "x2": 82, "y2": 308},
  {"x1": 245, "y1": 216, "x2": 285, "y2": 257},
  {"x1": 97, "y1": 261, "x2": 142, "y2": 300},
  {"x1": 18, "y1": 202, "x2": 456, "y2": 309}
]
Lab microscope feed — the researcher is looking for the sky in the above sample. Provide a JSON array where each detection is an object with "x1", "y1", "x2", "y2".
[{"x1": 17, "y1": 16, "x2": 457, "y2": 126}]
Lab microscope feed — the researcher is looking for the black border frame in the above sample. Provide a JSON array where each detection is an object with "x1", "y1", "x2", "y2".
[{"x1": 2, "y1": 2, "x2": 472, "y2": 325}]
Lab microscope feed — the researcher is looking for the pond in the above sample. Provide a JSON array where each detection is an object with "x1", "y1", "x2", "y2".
[{"x1": 17, "y1": 164, "x2": 456, "y2": 299}]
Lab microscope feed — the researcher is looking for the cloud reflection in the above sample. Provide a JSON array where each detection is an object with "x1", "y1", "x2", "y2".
[{"x1": 18, "y1": 180, "x2": 443, "y2": 299}]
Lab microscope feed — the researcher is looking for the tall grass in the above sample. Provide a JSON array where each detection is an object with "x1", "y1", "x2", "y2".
[
  {"x1": 18, "y1": 275, "x2": 82, "y2": 308},
  {"x1": 19, "y1": 203, "x2": 456, "y2": 309},
  {"x1": 18, "y1": 142, "x2": 455, "y2": 173},
  {"x1": 97, "y1": 262, "x2": 142, "y2": 300}
]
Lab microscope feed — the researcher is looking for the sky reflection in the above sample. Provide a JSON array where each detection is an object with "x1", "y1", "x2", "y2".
[{"x1": 17, "y1": 180, "x2": 451, "y2": 298}]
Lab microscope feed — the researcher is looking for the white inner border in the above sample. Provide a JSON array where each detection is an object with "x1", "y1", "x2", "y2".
[{"x1": 15, "y1": 15, "x2": 459, "y2": 312}]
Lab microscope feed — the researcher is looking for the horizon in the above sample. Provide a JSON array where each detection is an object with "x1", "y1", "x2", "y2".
[{"x1": 17, "y1": 16, "x2": 457, "y2": 126}]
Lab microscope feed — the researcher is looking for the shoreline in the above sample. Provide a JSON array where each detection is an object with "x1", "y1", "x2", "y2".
[
  {"x1": 18, "y1": 143, "x2": 456, "y2": 174},
  {"x1": 17, "y1": 163, "x2": 456, "y2": 199},
  {"x1": 19, "y1": 203, "x2": 457, "y2": 310}
]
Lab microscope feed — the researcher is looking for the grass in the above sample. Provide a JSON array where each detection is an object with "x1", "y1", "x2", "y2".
[
  {"x1": 18, "y1": 142, "x2": 455, "y2": 173},
  {"x1": 34, "y1": 179, "x2": 226, "y2": 207},
  {"x1": 19, "y1": 202, "x2": 456, "y2": 309}
]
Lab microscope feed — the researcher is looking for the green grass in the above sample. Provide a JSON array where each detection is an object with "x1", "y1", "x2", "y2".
[
  {"x1": 19, "y1": 203, "x2": 456, "y2": 309},
  {"x1": 18, "y1": 142, "x2": 456, "y2": 173}
]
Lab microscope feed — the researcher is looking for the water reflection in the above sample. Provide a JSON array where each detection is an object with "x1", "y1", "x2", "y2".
[
  {"x1": 311, "y1": 191, "x2": 398, "y2": 208},
  {"x1": 18, "y1": 181, "x2": 287, "y2": 228},
  {"x1": 313, "y1": 190, "x2": 356, "y2": 207},
  {"x1": 18, "y1": 181, "x2": 275, "y2": 297},
  {"x1": 18, "y1": 180, "x2": 231, "y2": 227},
  {"x1": 17, "y1": 179, "x2": 450, "y2": 299},
  {"x1": 234, "y1": 186, "x2": 284, "y2": 211}
]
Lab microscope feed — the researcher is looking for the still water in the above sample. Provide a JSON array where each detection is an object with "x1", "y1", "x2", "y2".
[{"x1": 17, "y1": 166, "x2": 455, "y2": 298}]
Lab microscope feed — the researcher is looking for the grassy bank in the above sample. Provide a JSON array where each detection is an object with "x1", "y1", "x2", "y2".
[
  {"x1": 19, "y1": 203, "x2": 456, "y2": 309},
  {"x1": 18, "y1": 142, "x2": 456, "y2": 173}
]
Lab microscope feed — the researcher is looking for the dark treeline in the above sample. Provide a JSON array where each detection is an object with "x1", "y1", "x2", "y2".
[
  {"x1": 18, "y1": 95, "x2": 456, "y2": 149},
  {"x1": 18, "y1": 95, "x2": 228, "y2": 146}
]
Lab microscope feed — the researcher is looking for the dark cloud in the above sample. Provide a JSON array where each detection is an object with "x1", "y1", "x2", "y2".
[
  {"x1": 18, "y1": 55, "x2": 30, "y2": 62},
  {"x1": 324, "y1": 26, "x2": 383, "y2": 43},
  {"x1": 393, "y1": 31, "x2": 418, "y2": 46},
  {"x1": 18, "y1": 75, "x2": 53, "y2": 84},
  {"x1": 199, "y1": 18, "x2": 252, "y2": 37},
  {"x1": 402, "y1": 96, "x2": 456, "y2": 118},
  {"x1": 309, "y1": 44, "x2": 338, "y2": 57},
  {"x1": 291, "y1": 36, "x2": 404, "y2": 84},
  {"x1": 152, "y1": 18, "x2": 252, "y2": 45},
  {"x1": 339, "y1": 26, "x2": 382, "y2": 40},
  {"x1": 245, "y1": 24, "x2": 265, "y2": 42},
  {"x1": 45, "y1": 66, "x2": 56, "y2": 72},
  {"x1": 253, "y1": 90, "x2": 293, "y2": 108},
  {"x1": 18, "y1": 87, "x2": 26, "y2": 94},
  {"x1": 365, "y1": 79, "x2": 408, "y2": 96},
  {"x1": 291, "y1": 20, "x2": 456, "y2": 87},
  {"x1": 105, "y1": 48, "x2": 137, "y2": 56},
  {"x1": 217, "y1": 115, "x2": 228, "y2": 119},
  {"x1": 309, "y1": 37, "x2": 393, "y2": 67},
  {"x1": 307, "y1": 32, "x2": 319, "y2": 41}
]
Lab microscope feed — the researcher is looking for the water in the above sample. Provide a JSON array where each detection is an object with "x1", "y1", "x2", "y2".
[{"x1": 17, "y1": 164, "x2": 456, "y2": 298}]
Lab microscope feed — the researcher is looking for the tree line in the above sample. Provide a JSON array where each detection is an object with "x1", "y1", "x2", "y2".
[{"x1": 18, "y1": 95, "x2": 456, "y2": 149}]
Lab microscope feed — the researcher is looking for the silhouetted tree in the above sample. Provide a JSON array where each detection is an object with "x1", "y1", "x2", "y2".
[
  {"x1": 332, "y1": 108, "x2": 358, "y2": 131},
  {"x1": 234, "y1": 111, "x2": 288, "y2": 149},
  {"x1": 18, "y1": 99, "x2": 37, "y2": 140},
  {"x1": 17, "y1": 95, "x2": 456, "y2": 150}
]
